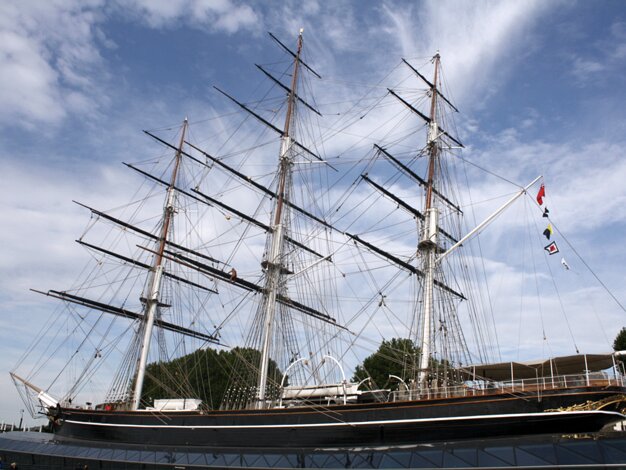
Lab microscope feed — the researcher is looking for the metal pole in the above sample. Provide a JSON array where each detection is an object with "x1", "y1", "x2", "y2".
[
  {"x1": 437, "y1": 176, "x2": 543, "y2": 264},
  {"x1": 256, "y1": 31, "x2": 303, "y2": 408},
  {"x1": 132, "y1": 118, "x2": 188, "y2": 410}
]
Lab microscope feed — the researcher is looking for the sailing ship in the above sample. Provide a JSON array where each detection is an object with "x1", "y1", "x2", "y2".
[{"x1": 11, "y1": 31, "x2": 626, "y2": 449}]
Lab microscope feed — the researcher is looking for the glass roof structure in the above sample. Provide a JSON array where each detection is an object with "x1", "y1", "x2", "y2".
[{"x1": 0, "y1": 429, "x2": 625, "y2": 468}]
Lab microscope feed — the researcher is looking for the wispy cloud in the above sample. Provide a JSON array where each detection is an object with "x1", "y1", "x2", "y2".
[
  {"x1": 381, "y1": 0, "x2": 552, "y2": 107},
  {"x1": 0, "y1": 1, "x2": 108, "y2": 129},
  {"x1": 471, "y1": 128, "x2": 626, "y2": 234},
  {"x1": 571, "y1": 57, "x2": 605, "y2": 81},
  {"x1": 114, "y1": 0, "x2": 261, "y2": 33},
  {"x1": 0, "y1": 0, "x2": 264, "y2": 132},
  {"x1": 569, "y1": 19, "x2": 626, "y2": 83},
  {"x1": 609, "y1": 21, "x2": 626, "y2": 59}
]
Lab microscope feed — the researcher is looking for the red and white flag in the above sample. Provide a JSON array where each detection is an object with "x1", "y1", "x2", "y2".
[{"x1": 544, "y1": 241, "x2": 559, "y2": 255}]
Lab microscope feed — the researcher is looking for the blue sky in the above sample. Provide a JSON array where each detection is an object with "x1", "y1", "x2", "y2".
[{"x1": 2, "y1": 0, "x2": 626, "y2": 425}]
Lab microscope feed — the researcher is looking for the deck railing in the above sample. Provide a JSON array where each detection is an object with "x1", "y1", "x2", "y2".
[{"x1": 389, "y1": 371, "x2": 625, "y2": 402}]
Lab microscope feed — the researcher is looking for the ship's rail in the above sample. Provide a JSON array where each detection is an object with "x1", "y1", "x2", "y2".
[{"x1": 389, "y1": 371, "x2": 626, "y2": 402}]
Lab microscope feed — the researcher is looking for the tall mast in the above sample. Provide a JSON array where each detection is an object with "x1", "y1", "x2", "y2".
[
  {"x1": 131, "y1": 118, "x2": 188, "y2": 410},
  {"x1": 256, "y1": 30, "x2": 303, "y2": 407},
  {"x1": 417, "y1": 54, "x2": 441, "y2": 388}
]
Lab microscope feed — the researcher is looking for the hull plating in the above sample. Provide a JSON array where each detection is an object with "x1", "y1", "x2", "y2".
[{"x1": 53, "y1": 387, "x2": 626, "y2": 448}]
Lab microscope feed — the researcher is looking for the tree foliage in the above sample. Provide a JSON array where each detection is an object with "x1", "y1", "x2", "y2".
[
  {"x1": 613, "y1": 327, "x2": 626, "y2": 352},
  {"x1": 352, "y1": 337, "x2": 455, "y2": 390},
  {"x1": 352, "y1": 338, "x2": 420, "y2": 390},
  {"x1": 141, "y1": 347, "x2": 282, "y2": 409},
  {"x1": 613, "y1": 327, "x2": 626, "y2": 369}
]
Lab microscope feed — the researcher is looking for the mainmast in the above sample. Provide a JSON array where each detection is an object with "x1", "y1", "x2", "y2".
[
  {"x1": 417, "y1": 54, "x2": 441, "y2": 388},
  {"x1": 131, "y1": 118, "x2": 188, "y2": 410},
  {"x1": 256, "y1": 30, "x2": 303, "y2": 407}
]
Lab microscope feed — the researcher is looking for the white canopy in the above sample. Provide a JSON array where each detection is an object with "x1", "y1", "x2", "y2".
[{"x1": 462, "y1": 353, "x2": 618, "y2": 381}]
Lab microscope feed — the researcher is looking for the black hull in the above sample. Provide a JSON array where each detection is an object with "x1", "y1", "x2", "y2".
[{"x1": 53, "y1": 387, "x2": 626, "y2": 448}]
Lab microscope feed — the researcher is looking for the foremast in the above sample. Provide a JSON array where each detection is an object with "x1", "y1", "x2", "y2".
[
  {"x1": 418, "y1": 54, "x2": 441, "y2": 388},
  {"x1": 131, "y1": 118, "x2": 189, "y2": 410},
  {"x1": 256, "y1": 30, "x2": 303, "y2": 407}
]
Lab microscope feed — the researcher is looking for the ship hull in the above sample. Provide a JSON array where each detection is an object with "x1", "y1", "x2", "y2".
[{"x1": 53, "y1": 386, "x2": 626, "y2": 448}]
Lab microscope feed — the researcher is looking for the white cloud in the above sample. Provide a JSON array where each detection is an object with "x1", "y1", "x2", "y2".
[
  {"x1": 569, "y1": 19, "x2": 626, "y2": 83},
  {"x1": 609, "y1": 21, "x2": 626, "y2": 59},
  {"x1": 0, "y1": 1, "x2": 107, "y2": 129},
  {"x1": 251, "y1": 0, "x2": 552, "y2": 138},
  {"x1": 117, "y1": 0, "x2": 261, "y2": 33},
  {"x1": 0, "y1": 28, "x2": 66, "y2": 126},
  {"x1": 381, "y1": 0, "x2": 552, "y2": 107},
  {"x1": 0, "y1": 0, "x2": 263, "y2": 131},
  {"x1": 571, "y1": 57, "x2": 605, "y2": 80},
  {"x1": 0, "y1": 159, "x2": 136, "y2": 299},
  {"x1": 469, "y1": 128, "x2": 626, "y2": 234}
]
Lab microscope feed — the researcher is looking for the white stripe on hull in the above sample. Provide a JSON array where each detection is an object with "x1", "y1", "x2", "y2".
[{"x1": 63, "y1": 410, "x2": 622, "y2": 430}]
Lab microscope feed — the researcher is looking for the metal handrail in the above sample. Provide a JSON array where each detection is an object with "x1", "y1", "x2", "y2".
[{"x1": 388, "y1": 372, "x2": 624, "y2": 402}]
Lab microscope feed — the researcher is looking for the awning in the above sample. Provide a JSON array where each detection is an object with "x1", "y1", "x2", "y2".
[{"x1": 462, "y1": 353, "x2": 617, "y2": 381}]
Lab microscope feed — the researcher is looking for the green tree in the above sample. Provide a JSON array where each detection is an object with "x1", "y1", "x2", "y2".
[
  {"x1": 613, "y1": 327, "x2": 626, "y2": 369},
  {"x1": 141, "y1": 347, "x2": 282, "y2": 409},
  {"x1": 613, "y1": 327, "x2": 626, "y2": 351},
  {"x1": 352, "y1": 338, "x2": 420, "y2": 390}
]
